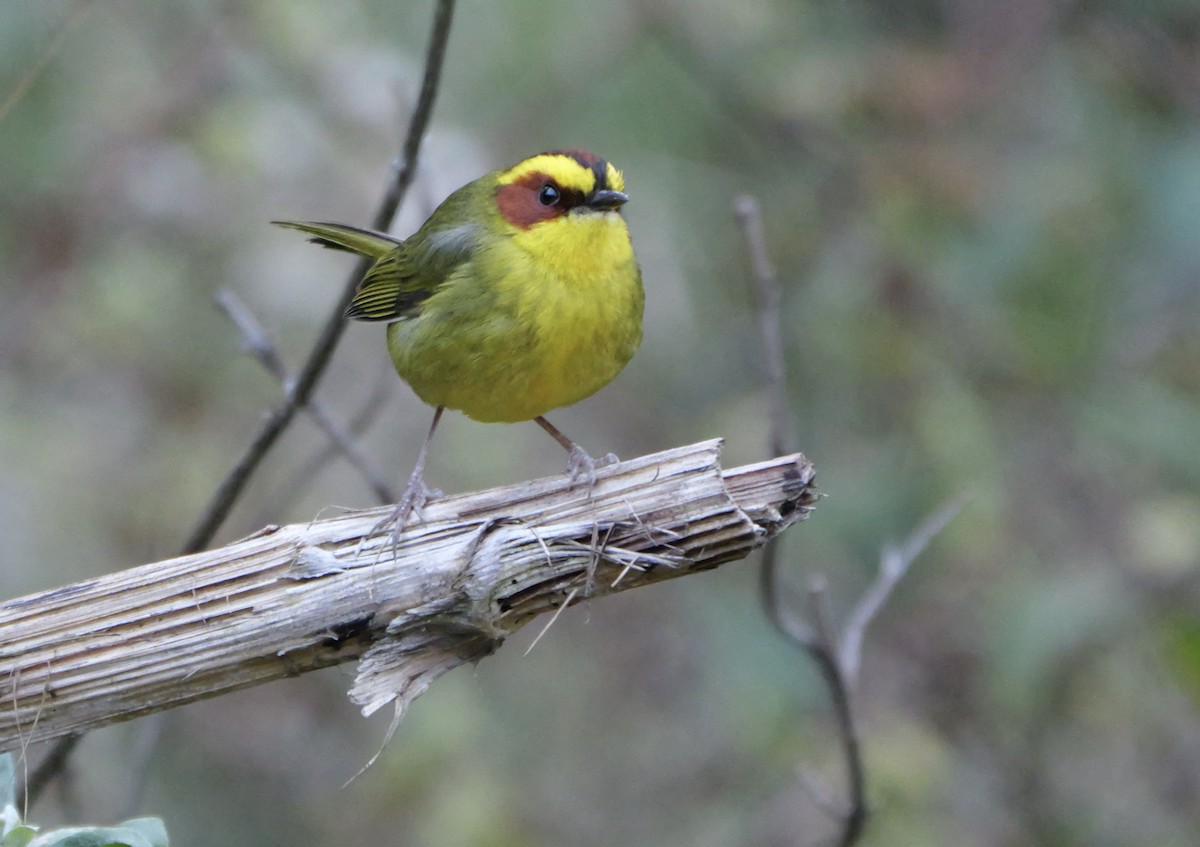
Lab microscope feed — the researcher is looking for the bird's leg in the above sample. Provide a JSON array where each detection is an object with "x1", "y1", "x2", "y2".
[
  {"x1": 533, "y1": 415, "x2": 618, "y2": 491},
  {"x1": 372, "y1": 406, "x2": 444, "y2": 546}
]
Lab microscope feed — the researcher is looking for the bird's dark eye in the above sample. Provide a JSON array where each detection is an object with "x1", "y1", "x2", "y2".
[{"x1": 538, "y1": 183, "x2": 561, "y2": 206}]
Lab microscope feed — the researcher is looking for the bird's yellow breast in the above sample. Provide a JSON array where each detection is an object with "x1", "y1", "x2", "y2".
[{"x1": 387, "y1": 209, "x2": 643, "y2": 423}]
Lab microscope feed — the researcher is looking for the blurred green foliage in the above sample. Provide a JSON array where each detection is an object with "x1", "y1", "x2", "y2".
[
  {"x1": 1, "y1": 754, "x2": 168, "y2": 847},
  {"x1": 2, "y1": 0, "x2": 1199, "y2": 845}
]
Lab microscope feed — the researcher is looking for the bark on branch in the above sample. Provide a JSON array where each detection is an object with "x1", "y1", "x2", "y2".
[{"x1": 0, "y1": 439, "x2": 816, "y2": 752}]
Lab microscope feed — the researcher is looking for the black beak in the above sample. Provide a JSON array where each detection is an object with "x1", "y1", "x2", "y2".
[{"x1": 585, "y1": 189, "x2": 629, "y2": 211}]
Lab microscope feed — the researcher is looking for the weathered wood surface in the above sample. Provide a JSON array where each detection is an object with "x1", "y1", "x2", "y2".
[{"x1": 0, "y1": 439, "x2": 817, "y2": 751}]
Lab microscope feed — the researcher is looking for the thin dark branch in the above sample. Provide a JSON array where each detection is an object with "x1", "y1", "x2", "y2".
[
  {"x1": 22, "y1": 0, "x2": 459, "y2": 812},
  {"x1": 257, "y1": 363, "x2": 395, "y2": 523},
  {"x1": 735, "y1": 195, "x2": 789, "y2": 458},
  {"x1": 215, "y1": 289, "x2": 396, "y2": 503},
  {"x1": 736, "y1": 191, "x2": 868, "y2": 847},
  {"x1": 182, "y1": 0, "x2": 456, "y2": 555},
  {"x1": 16, "y1": 733, "x2": 79, "y2": 814},
  {"x1": 777, "y1": 503, "x2": 963, "y2": 847},
  {"x1": 737, "y1": 194, "x2": 802, "y2": 646},
  {"x1": 804, "y1": 577, "x2": 867, "y2": 847},
  {"x1": 758, "y1": 543, "x2": 815, "y2": 646}
]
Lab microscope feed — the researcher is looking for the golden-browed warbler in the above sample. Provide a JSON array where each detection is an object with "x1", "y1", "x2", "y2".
[{"x1": 275, "y1": 149, "x2": 644, "y2": 531}]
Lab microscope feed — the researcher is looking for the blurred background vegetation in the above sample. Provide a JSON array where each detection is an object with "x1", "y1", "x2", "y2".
[{"x1": 3, "y1": 0, "x2": 1200, "y2": 844}]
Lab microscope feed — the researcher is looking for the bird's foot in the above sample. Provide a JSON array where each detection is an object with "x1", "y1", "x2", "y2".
[
  {"x1": 566, "y1": 446, "x2": 619, "y2": 493},
  {"x1": 369, "y1": 470, "x2": 440, "y2": 555}
]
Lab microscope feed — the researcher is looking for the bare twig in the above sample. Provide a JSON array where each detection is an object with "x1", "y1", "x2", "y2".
[
  {"x1": 735, "y1": 195, "x2": 789, "y2": 457},
  {"x1": 257, "y1": 364, "x2": 395, "y2": 522},
  {"x1": 739, "y1": 191, "x2": 868, "y2": 845},
  {"x1": 839, "y1": 494, "x2": 969, "y2": 686},
  {"x1": 182, "y1": 0, "x2": 456, "y2": 555},
  {"x1": 738, "y1": 192, "x2": 964, "y2": 847},
  {"x1": 215, "y1": 289, "x2": 396, "y2": 503},
  {"x1": 777, "y1": 506, "x2": 964, "y2": 847},
  {"x1": 802, "y1": 577, "x2": 868, "y2": 847},
  {"x1": 737, "y1": 194, "x2": 802, "y2": 649}
]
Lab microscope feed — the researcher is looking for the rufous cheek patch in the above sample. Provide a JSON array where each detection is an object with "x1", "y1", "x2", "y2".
[{"x1": 496, "y1": 172, "x2": 563, "y2": 230}]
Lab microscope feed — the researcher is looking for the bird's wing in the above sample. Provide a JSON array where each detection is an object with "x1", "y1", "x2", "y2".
[{"x1": 273, "y1": 220, "x2": 477, "y2": 322}]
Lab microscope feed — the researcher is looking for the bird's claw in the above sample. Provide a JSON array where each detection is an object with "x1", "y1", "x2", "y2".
[
  {"x1": 566, "y1": 445, "x2": 596, "y2": 489},
  {"x1": 370, "y1": 474, "x2": 437, "y2": 551},
  {"x1": 566, "y1": 446, "x2": 619, "y2": 493}
]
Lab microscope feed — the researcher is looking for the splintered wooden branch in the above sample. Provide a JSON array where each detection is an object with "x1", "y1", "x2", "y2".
[{"x1": 0, "y1": 439, "x2": 817, "y2": 752}]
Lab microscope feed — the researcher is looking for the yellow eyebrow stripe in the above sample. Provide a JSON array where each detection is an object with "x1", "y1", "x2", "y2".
[
  {"x1": 498, "y1": 154, "x2": 597, "y2": 194},
  {"x1": 497, "y1": 154, "x2": 625, "y2": 196}
]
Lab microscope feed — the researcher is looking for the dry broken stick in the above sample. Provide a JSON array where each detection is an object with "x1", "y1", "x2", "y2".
[{"x1": 0, "y1": 440, "x2": 816, "y2": 753}]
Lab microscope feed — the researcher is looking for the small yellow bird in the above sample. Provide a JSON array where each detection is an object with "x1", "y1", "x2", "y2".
[{"x1": 275, "y1": 149, "x2": 644, "y2": 530}]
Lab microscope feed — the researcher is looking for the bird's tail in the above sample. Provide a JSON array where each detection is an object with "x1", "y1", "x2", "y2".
[{"x1": 271, "y1": 220, "x2": 403, "y2": 258}]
